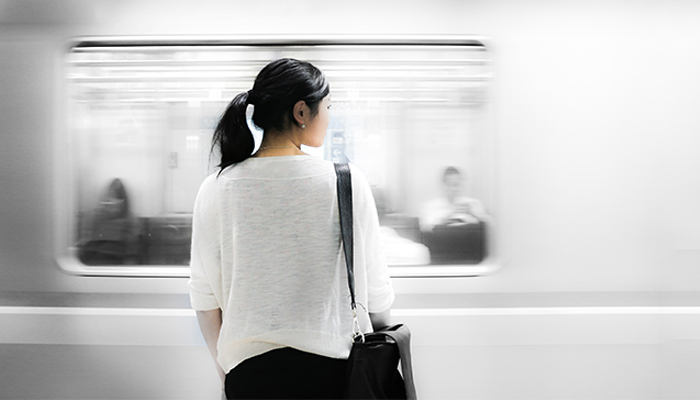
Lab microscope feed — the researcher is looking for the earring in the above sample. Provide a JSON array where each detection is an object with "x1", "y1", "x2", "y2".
[{"x1": 301, "y1": 124, "x2": 306, "y2": 129}]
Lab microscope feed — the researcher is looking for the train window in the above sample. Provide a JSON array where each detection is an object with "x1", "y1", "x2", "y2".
[{"x1": 56, "y1": 37, "x2": 496, "y2": 277}]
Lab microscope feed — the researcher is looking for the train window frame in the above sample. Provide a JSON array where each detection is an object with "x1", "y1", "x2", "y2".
[{"x1": 54, "y1": 35, "x2": 501, "y2": 278}]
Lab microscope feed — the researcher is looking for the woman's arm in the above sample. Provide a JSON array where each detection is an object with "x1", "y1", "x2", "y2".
[
  {"x1": 369, "y1": 309, "x2": 391, "y2": 331},
  {"x1": 196, "y1": 308, "x2": 225, "y2": 382}
]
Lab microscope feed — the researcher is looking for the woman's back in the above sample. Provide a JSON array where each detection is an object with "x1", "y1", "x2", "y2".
[
  {"x1": 192, "y1": 156, "x2": 350, "y2": 370},
  {"x1": 191, "y1": 155, "x2": 394, "y2": 375}
]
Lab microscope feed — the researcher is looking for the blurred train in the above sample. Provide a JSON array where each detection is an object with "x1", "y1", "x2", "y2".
[{"x1": 2, "y1": 1, "x2": 700, "y2": 399}]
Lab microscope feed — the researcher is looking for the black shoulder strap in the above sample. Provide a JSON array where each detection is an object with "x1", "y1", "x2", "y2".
[
  {"x1": 334, "y1": 163, "x2": 356, "y2": 311},
  {"x1": 336, "y1": 163, "x2": 418, "y2": 399}
]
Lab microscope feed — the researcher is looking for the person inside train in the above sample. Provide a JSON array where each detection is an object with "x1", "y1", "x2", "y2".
[
  {"x1": 420, "y1": 166, "x2": 489, "y2": 263},
  {"x1": 420, "y1": 166, "x2": 488, "y2": 231},
  {"x1": 188, "y1": 58, "x2": 394, "y2": 399},
  {"x1": 77, "y1": 178, "x2": 142, "y2": 265}
]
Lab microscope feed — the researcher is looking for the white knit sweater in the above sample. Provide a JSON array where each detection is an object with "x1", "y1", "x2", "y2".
[{"x1": 188, "y1": 156, "x2": 395, "y2": 373}]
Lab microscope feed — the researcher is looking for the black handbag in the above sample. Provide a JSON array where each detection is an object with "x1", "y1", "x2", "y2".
[{"x1": 334, "y1": 163, "x2": 418, "y2": 400}]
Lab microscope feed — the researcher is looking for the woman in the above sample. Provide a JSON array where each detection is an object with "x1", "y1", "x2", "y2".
[{"x1": 188, "y1": 58, "x2": 395, "y2": 399}]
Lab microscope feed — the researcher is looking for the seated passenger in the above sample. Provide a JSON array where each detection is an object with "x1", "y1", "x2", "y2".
[
  {"x1": 420, "y1": 166, "x2": 488, "y2": 232},
  {"x1": 420, "y1": 167, "x2": 489, "y2": 264},
  {"x1": 77, "y1": 178, "x2": 141, "y2": 265}
]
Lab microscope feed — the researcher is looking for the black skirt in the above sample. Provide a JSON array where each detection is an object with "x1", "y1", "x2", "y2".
[{"x1": 225, "y1": 347, "x2": 348, "y2": 400}]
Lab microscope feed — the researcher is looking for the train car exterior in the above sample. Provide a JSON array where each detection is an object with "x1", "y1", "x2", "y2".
[{"x1": 2, "y1": 1, "x2": 700, "y2": 398}]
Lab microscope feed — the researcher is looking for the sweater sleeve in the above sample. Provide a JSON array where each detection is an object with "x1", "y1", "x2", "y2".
[
  {"x1": 188, "y1": 174, "x2": 221, "y2": 311},
  {"x1": 351, "y1": 165, "x2": 395, "y2": 313}
]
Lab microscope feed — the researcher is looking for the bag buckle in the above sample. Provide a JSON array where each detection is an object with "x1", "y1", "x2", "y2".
[{"x1": 352, "y1": 310, "x2": 365, "y2": 343}]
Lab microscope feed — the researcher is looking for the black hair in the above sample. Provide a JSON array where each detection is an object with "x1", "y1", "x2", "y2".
[
  {"x1": 101, "y1": 178, "x2": 130, "y2": 218},
  {"x1": 212, "y1": 58, "x2": 330, "y2": 173},
  {"x1": 442, "y1": 166, "x2": 462, "y2": 182}
]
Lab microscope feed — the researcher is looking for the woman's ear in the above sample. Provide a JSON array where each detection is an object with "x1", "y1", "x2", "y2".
[{"x1": 293, "y1": 100, "x2": 306, "y2": 127}]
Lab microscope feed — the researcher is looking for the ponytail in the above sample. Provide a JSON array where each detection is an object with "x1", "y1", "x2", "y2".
[{"x1": 212, "y1": 91, "x2": 254, "y2": 173}]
